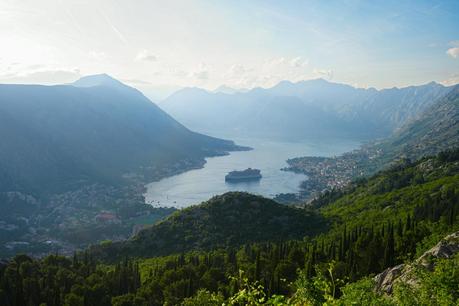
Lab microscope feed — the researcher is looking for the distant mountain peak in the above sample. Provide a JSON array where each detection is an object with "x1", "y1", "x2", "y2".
[
  {"x1": 425, "y1": 81, "x2": 446, "y2": 88},
  {"x1": 268, "y1": 78, "x2": 351, "y2": 95},
  {"x1": 277, "y1": 80, "x2": 295, "y2": 86},
  {"x1": 272, "y1": 78, "x2": 334, "y2": 90},
  {"x1": 213, "y1": 85, "x2": 238, "y2": 94},
  {"x1": 71, "y1": 74, "x2": 126, "y2": 88},
  {"x1": 307, "y1": 77, "x2": 329, "y2": 83},
  {"x1": 171, "y1": 86, "x2": 210, "y2": 97}
]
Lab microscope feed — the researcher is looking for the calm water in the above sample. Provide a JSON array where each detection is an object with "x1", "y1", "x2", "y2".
[{"x1": 144, "y1": 137, "x2": 360, "y2": 208}]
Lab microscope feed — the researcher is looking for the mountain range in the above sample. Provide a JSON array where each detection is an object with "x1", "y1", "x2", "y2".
[
  {"x1": 0, "y1": 74, "x2": 243, "y2": 196},
  {"x1": 159, "y1": 79, "x2": 452, "y2": 140},
  {"x1": 1, "y1": 75, "x2": 459, "y2": 304},
  {"x1": 1, "y1": 74, "x2": 458, "y2": 258}
]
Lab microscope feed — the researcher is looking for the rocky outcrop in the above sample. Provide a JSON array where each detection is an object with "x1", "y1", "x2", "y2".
[
  {"x1": 374, "y1": 264, "x2": 405, "y2": 293},
  {"x1": 416, "y1": 231, "x2": 459, "y2": 270},
  {"x1": 374, "y1": 231, "x2": 459, "y2": 293}
]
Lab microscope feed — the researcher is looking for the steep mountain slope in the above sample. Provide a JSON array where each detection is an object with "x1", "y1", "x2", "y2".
[
  {"x1": 91, "y1": 192, "x2": 327, "y2": 260},
  {"x1": 0, "y1": 75, "x2": 242, "y2": 196},
  {"x1": 361, "y1": 81, "x2": 448, "y2": 131},
  {"x1": 385, "y1": 84, "x2": 459, "y2": 160},
  {"x1": 159, "y1": 79, "x2": 451, "y2": 140},
  {"x1": 285, "y1": 85, "x2": 459, "y2": 198},
  {"x1": 360, "y1": 83, "x2": 459, "y2": 167}
]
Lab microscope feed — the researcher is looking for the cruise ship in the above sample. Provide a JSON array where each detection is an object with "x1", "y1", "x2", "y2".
[{"x1": 225, "y1": 168, "x2": 262, "y2": 182}]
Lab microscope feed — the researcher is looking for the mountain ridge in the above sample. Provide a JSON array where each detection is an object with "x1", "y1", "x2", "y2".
[
  {"x1": 0, "y1": 76, "x2": 244, "y2": 196},
  {"x1": 160, "y1": 78, "x2": 452, "y2": 140}
]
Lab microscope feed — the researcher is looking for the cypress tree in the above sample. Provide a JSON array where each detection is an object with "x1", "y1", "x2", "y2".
[
  {"x1": 338, "y1": 238, "x2": 343, "y2": 261},
  {"x1": 449, "y1": 207, "x2": 455, "y2": 226},
  {"x1": 397, "y1": 219, "x2": 403, "y2": 237},
  {"x1": 255, "y1": 251, "x2": 261, "y2": 280},
  {"x1": 343, "y1": 225, "x2": 347, "y2": 247},
  {"x1": 405, "y1": 214, "x2": 412, "y2": 232},
  {"x1": 383, "y1": 224, "x2": 395, "y2": 267}
]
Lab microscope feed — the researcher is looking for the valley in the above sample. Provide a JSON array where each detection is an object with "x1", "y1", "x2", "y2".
[
  {"x1": 1, "y1": 79, "x2": 457, "y2": 261},
  {"x1": 2, "y1": 2, "x2": 459, "y2": 305}
]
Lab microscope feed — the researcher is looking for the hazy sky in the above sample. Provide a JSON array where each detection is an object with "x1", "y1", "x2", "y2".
[{"x1": 1, "y1": 0, "x2": 458, "y2": 97}]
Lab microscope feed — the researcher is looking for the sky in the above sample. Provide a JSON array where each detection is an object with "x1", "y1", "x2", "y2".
[{"x1": 0, "y1": 0, "x2": 458, "y2": 99}]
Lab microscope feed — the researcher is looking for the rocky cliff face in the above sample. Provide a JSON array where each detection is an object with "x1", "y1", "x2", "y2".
[{"x1": 374, "y1": 231, "x2": 459, "y2": 293}]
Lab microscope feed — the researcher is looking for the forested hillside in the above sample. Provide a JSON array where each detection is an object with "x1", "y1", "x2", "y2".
[
  {"x1": 1, "y1": 149, "x2": 459, "y2": 305},
  {"x1": 90, "y1": 192, "x2": 327, "y2": 260}
]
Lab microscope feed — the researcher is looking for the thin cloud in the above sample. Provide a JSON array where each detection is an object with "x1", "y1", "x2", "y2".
[
  {"x1": 313, "y1": 68, "x2": 334, "y2": 80},
  {"x1": 228, "y1": 64, "x2": 247, "y2": 75},
  {"x1": 447, "y1": 47, "x2": 459, "y2": 59},
  {"x1": 98, "y1": 9, "x2": 128, "y2": 45},
  {"x1": 59, "y1": 0, "x2": 84, "y2": 36},
  {"x1": 135, "y1": 50, "x2": 157, "y2": 62},
  {"x1": 191, "y1": 70, "x2": 209, "y2": 80},
  {"x1": 122, "y1": 78, "x2": 153, "y2": 85},
  {"x1": 189, "y1": 63, "x2": 210, "y2": 81},
  {"x1": 446, "y1": 41, "x2": 459, "y2": 59},
  {"x1": 290, "y1": 57, "x2": 309, "y2": 68},
  {"x1": 221, "y1": 57, "x2": 312, "y2": 89},
  {"x1": 0, "y1": 69, "x2": 81, "y2": 85},
  {"x1": 441, "y1": 74, "x2": 459, "y2": 86},
  {"x1": 89, "y1": 51, "x2": 106, "y2": 60}
]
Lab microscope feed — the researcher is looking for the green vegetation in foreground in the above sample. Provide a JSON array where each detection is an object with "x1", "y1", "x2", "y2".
[
  {"x1": 1, "y1": 250, "x2": 458, "y2": 305},
  {"x1": 89, "y1": 192, "x2": 327, "y2": 261},
  {"x1": 1, "y1": 149, "x2": 459, "y2": 305}
]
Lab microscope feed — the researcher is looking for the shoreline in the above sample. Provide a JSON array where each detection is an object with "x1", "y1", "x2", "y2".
[
  {"x1": 282, "y1": 144, "x2": 382, "y2": 201},
  {"x1": 141, "y1": 145, "x2": 253, "y2": 204},
  {"x1": 0, "y1": 144, "x2": 250, "y2": 259}
]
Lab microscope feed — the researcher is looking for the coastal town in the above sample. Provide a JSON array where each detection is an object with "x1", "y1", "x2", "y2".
[
  {"x1": 0, "y1": 182, "x2": 177, "y2": 258},
  {"x1": 283, "y1": 146, "x2": 384, "y2": 200},
  {"x1": 0, "y1": 158, "x2": 208, "y2": 257}
]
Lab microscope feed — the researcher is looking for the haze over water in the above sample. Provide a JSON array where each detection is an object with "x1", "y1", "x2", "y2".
[{"x1": 144, "y1": 136, "x2": 360, "y2": 208}]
